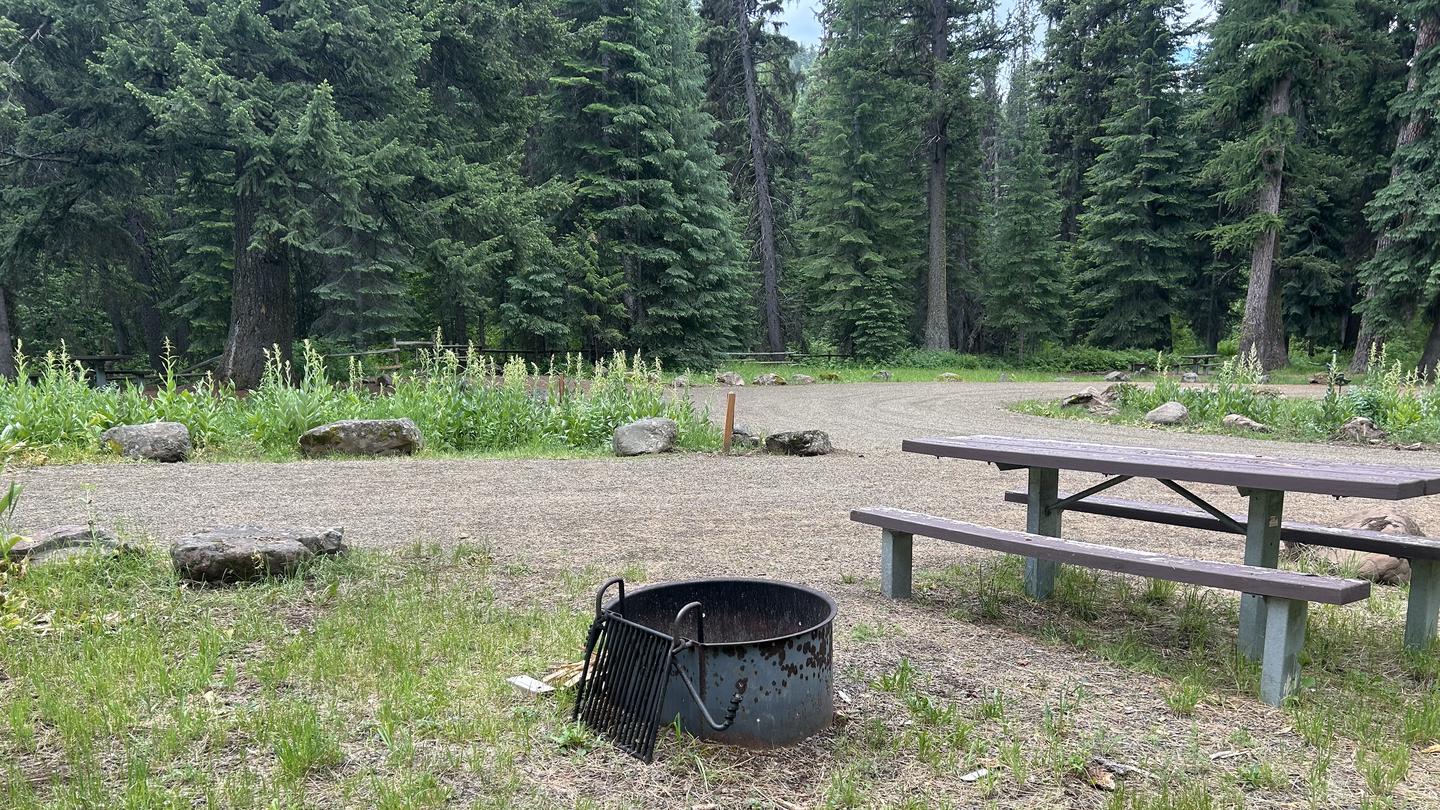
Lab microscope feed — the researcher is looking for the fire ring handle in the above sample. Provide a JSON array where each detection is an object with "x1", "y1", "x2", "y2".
[
  {"x1": 593, "y1": 577, "x2": 625, "y2": 618},
  {"x1": 668, "y1": 601, "x2": 748, "y2": 731}
]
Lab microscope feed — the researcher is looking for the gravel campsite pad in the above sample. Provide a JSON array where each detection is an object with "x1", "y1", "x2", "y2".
[{"x1": 10, "y1": 382, "x2": 1440, "y2": 807}]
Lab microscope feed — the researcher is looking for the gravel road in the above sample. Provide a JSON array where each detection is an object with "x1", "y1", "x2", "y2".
[{"x1": 13, "y1": 380, "x2": 1434, "y2": 578}]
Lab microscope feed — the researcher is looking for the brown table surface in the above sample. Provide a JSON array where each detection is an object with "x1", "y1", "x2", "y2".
[{"x1": 901, "y1": 434, "x2": 1440, "y2": 500}]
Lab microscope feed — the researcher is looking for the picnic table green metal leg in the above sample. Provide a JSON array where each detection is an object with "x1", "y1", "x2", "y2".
[
  {"x1": 880, "y1": 529, "x2": 913, "y2": 599},
  {"x1": 1259, "y1": 596, "x2": 1308, "y2": 706},
  {"x1": 1405, "y1": 558, "x2": 1440, "y2": 651},
  {"x1": 1239, "y1": 488, "x2": 1285, "y2": 661},
  {"x1": 1025, "y1": 467, "x2": 1061, "y2": 599}
]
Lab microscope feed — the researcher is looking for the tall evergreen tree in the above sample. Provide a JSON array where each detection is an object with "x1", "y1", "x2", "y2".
[
  {"x1": 1203, "y1": 0, "x2": 1354, "y2": 369},
  {"x1": 1070, "y1": 0, "x2": 1189, "y2": 349},
  {"x1": 548, "y1": 0, "x2": 746, "y2": 366},
  {"x1": 797, "y1": 0, "x2": 921, "y2": 360},
  {"x1": 983, "y1": 66, "x2": 1066, "y2": 355},
  {"x1": 1357, "y1": 1, "x2": 1440, "y2": 374}
]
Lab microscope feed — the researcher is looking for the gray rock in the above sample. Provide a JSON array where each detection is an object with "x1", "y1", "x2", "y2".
[
  {"x1": 1144, "y1": 401, "x2": 1189, "y2": 425},
  {"x1": 715, "y1": 371, "x2": 745, "y2": 386},
  {"x1": 1060, "y1": 386, "x2": 1121, "y2": 415},
  {"x1": 752, "y1": 373, "x2": 786, "y2": 386},
  {"x1": 670, "y1": 375, "x2": 690, "y2": 389},
  {"x1": 765, "y1": 430, "x2": 833, "y2": 456},
  {"x1": 1181, "y1": 371, "x2": 1200, "y2": 383},
  {"x1": 1222, "y1": 413, "x2": 1269, "y2": 433},
  {"x1": 100, "y1": 422, "x2": 191, "y2": 462},
  {"x1": 171, "y1": 526, "x2": 347, "y2": 582},
  {"x1": 1104, "y1": 371, "x2": 1129, "y2": 382},
  {"x1": 730, "y1": 423, "x2": 761, "y2": 449},
  {"x1": 937, "y1": 373, "x2": 962, "y2": 382},
  {"x1": 790, "y1": 374, "x2": 816, "y2": 385},
  {"x1": 1283, "y1": 510, "x2": 1421, "y2": 585},
  {"x1": 871, "y1": 370, "x2": 893, "y2": 382},
  {"x1": 5, "y1": 525, "x2": 127, "y2": 566},
  {"x1": 299, "y1": 418, "x2": 423, "y2": 458},
  {"x1": 1336, "y1": 416, "x2": 1385, "y2": 444},
  {"x1": 613, "y1": 417, "x2": 678, "y2": 456},
  {"x1": 996, "y1": 373, "x2": 1013, "y2": 383}
]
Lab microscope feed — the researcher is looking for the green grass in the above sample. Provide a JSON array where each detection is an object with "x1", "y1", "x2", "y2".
[
  {"x1": 690, "y1": 361, "x2": 1090, "y2": 385},
  {"x1": 3, "y1": 541, "x2": 1436, "y2": 806},
  {"x1": 2, "y1": 343, "x2": 721, "y2": 466},
  {"x1": 1016, "y1": 348, "x2": 1440, "y2": 445}
]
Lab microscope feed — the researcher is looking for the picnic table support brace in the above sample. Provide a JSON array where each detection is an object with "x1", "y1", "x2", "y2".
[
  {"x1": 1259, "y1": 596, "x2": 1307, "y2": 706},
  {"x1": 1025, "y1": 467, "x2": 1061, "y2": 599},
  {"x1": 880, "y1": 529, "x2": 913, "y2": 599},
  {"x1": 1405, "y1": 558, "x2": 1440, "y2": 651},
  {"x1": 1239, "y1": 488, "x2": 1285, "y2": 661}
]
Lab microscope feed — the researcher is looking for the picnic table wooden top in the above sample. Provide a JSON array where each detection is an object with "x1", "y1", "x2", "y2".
[
  {"x1": 70, "y1": 355, "x2": 127, "y2": 363},
  {"x1": 901, "y1": 434, "x2": 1440, "y2": 500},
  {"x1": 1180, "y1": 353, "x2": 1219, "y2": 361}
]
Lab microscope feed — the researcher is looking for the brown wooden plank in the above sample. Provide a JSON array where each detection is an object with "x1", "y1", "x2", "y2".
[
  {"x1": 850, "y1": 507, "x2": 1370, "y2": 604},
  {"x1": 1002, "y1": 490, "x2": 1440, "y2": 560},
  {"x1": 902, "y1": 435, "x2": 1440, "y2": 500}
]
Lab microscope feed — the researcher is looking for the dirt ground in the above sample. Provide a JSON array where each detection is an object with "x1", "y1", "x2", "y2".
[{"x1": 13, "y1": 381, "x2": 1440, "y2": 807}]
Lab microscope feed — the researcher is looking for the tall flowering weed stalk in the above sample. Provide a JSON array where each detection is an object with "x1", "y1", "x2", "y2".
[{"x1": 0, "y1": 340, "x2": 719, "y2": 460}]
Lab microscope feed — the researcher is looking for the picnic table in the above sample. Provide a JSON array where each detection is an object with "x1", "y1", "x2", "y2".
[
  {"x1": 71, "y1": 355, "x2": 130, "y2": 388},
  {"x1": 1179, "y1": 353, "x2": 1220, "y2": 374},
  {"x1": 856, "y1": 434, "x2": 1440, "y2": 704}
]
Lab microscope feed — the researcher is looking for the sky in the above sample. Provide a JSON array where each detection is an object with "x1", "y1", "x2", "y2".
[{"x1": 771, "y1": 0, "x2": 1218, "y2": 48}]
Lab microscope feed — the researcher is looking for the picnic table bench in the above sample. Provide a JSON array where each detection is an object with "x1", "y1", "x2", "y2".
[
  {"x1": 71, "y1": 355, "x2": 140, "y2": 388},
  {"x1": 853, "y1": 434, "x2": 1440, "y2": 706}
]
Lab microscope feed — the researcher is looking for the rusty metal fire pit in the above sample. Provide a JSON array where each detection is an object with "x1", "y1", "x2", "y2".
[{"x1": 574, "y1": 577, "x2": 835, "y2": 761}]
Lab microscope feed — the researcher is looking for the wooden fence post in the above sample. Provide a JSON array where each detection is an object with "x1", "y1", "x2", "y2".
[{"x1": 722, "y1": 391, "x2": 736, "y2": 453}]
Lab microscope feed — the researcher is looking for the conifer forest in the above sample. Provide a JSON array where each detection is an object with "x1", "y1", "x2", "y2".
[{"x1": 2, "y1": 0, "x2": 1439, "y2": 385}]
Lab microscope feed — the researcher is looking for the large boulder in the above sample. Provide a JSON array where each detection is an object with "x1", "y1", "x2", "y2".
[
  {"x1": 171, "y1": 526, "x2": 347, "y2": 583},
  {"x1": 1104, "y1": 371, "x2": 1129, "y2": 382},
  {"x1": 1336, "y1": 416, "x2": 1386, "y2": 444},
  {"x1": 5, "y1": 525, "x2": 127, "y2": 567},
  {"x1": 1222, "y1": 413, "x2": 1270, "y2": 433},
  {"x1": 299, "y1": 418, "x2": 423, "y2": 458},
  {"x1": 1283, "y1": 510, "x2": 1421, "y2": 585},
  {"x1": 613, "y1": 417, "x2": 678, "y2": 456},
  {"x1": 937, "y1": 373, "x2": 962, "y2": 382},
  {"x1": 752, "y1": 373, "x2": 786, "y2": 386},
  {"x1": 765, "y1": 430, "x2": 833, "y2": 456},
  {"x1": 871, "y1": 370, "x2": 893, "y2": 382},
  {"x1": 100, "y1": 422, "x2": 191, "y2": 462},
  {"x1": 716, "y1": 371, "x2": 745, "y2": 386},
  {"x1": 1144, "y1": 401, "x2": 1189, "y2": 425},
  {"x1": 1181, "y1": 371, "x2": 1200, "y2": 383},
  {"x1": 669, "y1": 375, "x2": 690, "y2": 389},
  {"x1": 1060, "y1": 386, "x2": 1120, "y2": 416},
  {"x1": 790, "y1": 374, "x2": 816, "y2": 385}
]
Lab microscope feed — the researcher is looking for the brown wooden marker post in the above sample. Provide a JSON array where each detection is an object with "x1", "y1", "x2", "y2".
[{"x1": 722, "y1": 391, "x2": 736, "y2": 453}]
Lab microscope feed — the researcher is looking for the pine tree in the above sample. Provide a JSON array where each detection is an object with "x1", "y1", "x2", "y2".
[
  {"x1": 1202, "y1": 0, "x2": 1354, "y2": 369},
  {"x1": 1070, "y1": 0, "x2": 1189, "y2": 350},
  {"x1": 984, "y1": 68, "x2": 1066, "y2": 356},
  {"x1": 548, "y1": 0, "x2": 746, "y2": 366},
  {"x1": 1358, "y1": 1, "x2": 1440, "y2": 374},
  {"x1": 797, "y1": 0, "x2": 921, "y2": 361}
]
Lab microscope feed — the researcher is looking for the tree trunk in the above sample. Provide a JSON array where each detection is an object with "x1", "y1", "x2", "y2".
[
  {"x1": 126, "y1": 212, "x2": 169, "y2": 369},
  {"x1": 1350, "y1": 13, "x2": 1439, "y2": 375},
  {"x1": 0, "y1": 285, "x2": 15, "y2": 380},
  {"x1": 733, "y1": 0, "x2": 784, "y2": 353},
  {"x1": 1420, "y1": 306, "x2": 1440, "y2": 382},
  {"x1": 1238, "y1": 59, "x2": 1294, "y2": 371},
  {"x1": 220, "y1": 174, "x2": 293, "y2": 388},
  {"x1": 923, "y1": 0, "x2": 951, "y2": 350}
]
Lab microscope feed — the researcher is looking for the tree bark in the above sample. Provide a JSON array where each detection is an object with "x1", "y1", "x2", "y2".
[
  {"x1": 0, "y1": 285, "x2": 15, "y2": 380},
  {"x1": 220, "y1": 173, "x2": 293, "y2": 388},
  {"x1": 732, "y1": 0, "x2": 784, "y2": 353},
  {"x1": 126, "y1": 212, "x2": 169, "y2": 369},
  {"x1": 1238, "y1": 41, "x2": 1294, "y2": 371},
  {"x1": 1421, "y1": 307, "x2": 1440, "y2": 382},
  {"x1": 1350, "y1": 13, "x2": 1439, "y2": 374},
  {"x1": 923, "y1": 0, "x2": 951, "y2": 350}
]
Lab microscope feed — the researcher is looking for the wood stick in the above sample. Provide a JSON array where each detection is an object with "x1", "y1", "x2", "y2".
[{"x1": 722, "y1": 391, "x2": 736, "y2": 453}]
